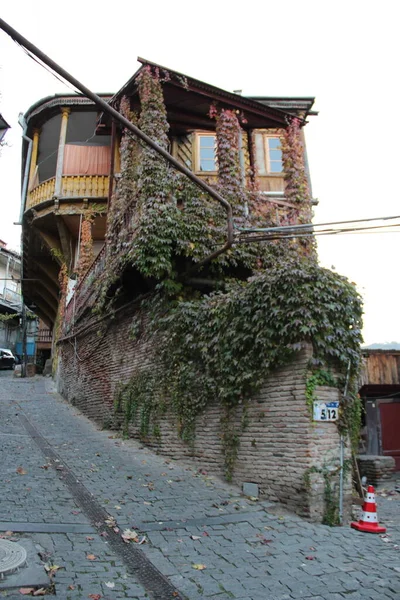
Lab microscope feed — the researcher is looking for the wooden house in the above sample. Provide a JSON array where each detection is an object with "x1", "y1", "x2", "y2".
[{"x1": 20, "y1": 59, "x2": 316, "y2": 328}]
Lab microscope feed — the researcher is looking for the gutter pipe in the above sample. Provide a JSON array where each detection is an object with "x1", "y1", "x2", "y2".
[
  {"x1": 20, "y1": 134, "x2": 32, "y2": 223},
  {"x1": 0, "y1": 18, "x2": 234, "y2": 266}
]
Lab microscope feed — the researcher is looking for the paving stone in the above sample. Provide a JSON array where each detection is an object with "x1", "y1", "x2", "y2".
[{"x1": 0, "y1": 372, "x2": 399, "y2": 600}]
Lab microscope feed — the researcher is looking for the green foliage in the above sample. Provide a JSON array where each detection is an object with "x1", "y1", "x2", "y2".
[
  {"x1": 305, "y1": 369, "x2": 337, "y2": 415},
  {"x1": 102, "y1": 67, "x2": 363, "y2": 480},
  {"x1": 114, "y1": 256, "x2": 362, "y2": 476},
  {"x1": 0, "y1": 313, "x2": 19, "y2": 322},
  {"x1": 303, "y1": 465, "x2": 340, "y2": 526},
  {"x1": 114, "y1": 368, "x2": 159, "y2": 439}
]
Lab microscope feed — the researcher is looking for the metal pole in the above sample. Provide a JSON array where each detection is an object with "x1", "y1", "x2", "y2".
[
  {"x1": 21, "y1": 302, "x2": 27, "y2": 378},
  {"x1": 339, "y1": 360, "x2": 352, "y2": 524},
  {"x1": 0, "y1": 18, "x2": 233, "y2": 250}
]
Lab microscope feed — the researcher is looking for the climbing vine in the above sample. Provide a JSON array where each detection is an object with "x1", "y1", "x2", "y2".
[
  {"x1": 76, "y1": 213, "x2": 94, "y2": 281},
  {"x1": 115, "y1": 257, "x2": 363, "y2": 476},
  {"x1": 84, "y1": 66, "x2": 364, "y2": 479}
]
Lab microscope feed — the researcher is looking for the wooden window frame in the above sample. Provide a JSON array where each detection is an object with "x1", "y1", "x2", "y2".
[
  {"x1": 193, "y1": 131, "x2": 217, "y2": 174},
  {"x1": 255, "y1": 132, "x2": 283, "y2": 176}
]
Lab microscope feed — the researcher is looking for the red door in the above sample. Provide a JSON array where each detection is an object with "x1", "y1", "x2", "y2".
[{"x1": 379, "y1": 401, "x2": 400, "y2": 470}]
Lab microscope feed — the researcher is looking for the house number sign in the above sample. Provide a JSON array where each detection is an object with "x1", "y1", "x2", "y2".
[{"x1": 313, "y1": 401, "x2": 339, "y2": 421}]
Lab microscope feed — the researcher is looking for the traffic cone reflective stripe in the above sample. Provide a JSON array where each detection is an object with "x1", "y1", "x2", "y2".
[{"x1": 351, "y1": 485, "x2": 386, "y2": 534}]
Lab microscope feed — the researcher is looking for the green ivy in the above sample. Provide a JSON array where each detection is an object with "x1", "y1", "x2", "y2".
[
  {"x1": 305, "y1": 369, "x2": 337, "y2": 416},
  {"x1": 98, "y1": 67, "x2": 364, "y2": 479}
]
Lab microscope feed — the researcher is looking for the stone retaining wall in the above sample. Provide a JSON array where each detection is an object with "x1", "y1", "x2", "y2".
[{"x1": 57, "y1": 302, "x2": 351, "y2": 521}]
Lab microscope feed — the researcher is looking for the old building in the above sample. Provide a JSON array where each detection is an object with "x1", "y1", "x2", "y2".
[
  {"x1": 20, "y1": 60, "x2": 362, "y2": 521},
  {"x1": 0, "y1": 240, "x2": 22, "y2": 351},
  {"x1": 358, "y1": 348, "x2": 400, "y2": 481},
  {"x1": 0, "y1": 240, "x2": 37, "y2": 362}
]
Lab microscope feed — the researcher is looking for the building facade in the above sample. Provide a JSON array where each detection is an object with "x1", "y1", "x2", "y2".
[{"x1": 20, "y1": 61, "x2": 361, "y2": 521}]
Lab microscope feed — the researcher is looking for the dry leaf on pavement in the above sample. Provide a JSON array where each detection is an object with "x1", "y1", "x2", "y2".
[
  {"x1": 16, "y1": 467, "x2": 27, "y2": 475},
  {"x1": 105, "y1": 582, "x2": 115, "y2": 589},
  {"x1": 19, "y1": 589, "x2": 34, "y2": 595},
  {"x1": 192, "y1": 564, "x2": 206, "y2": 570},
  {"x1": 121, "y1": 529, "x2": 138, "y2": 542},
  {"x1": 86, "y1": 554, "x2": 97, "y2": 561}
]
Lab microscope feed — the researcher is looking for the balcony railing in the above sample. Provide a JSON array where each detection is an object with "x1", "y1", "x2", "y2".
[
  {"x1": 27, "y1": 175, "x2": 110, "y2": 209},
  {"x1": 37, "y1": 328, "x2": 52, "y2": 343}
]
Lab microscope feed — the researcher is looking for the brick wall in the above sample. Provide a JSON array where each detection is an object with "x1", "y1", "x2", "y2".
[{"x1": 57, "y1": 302, "x2": 351, "y2": 521}]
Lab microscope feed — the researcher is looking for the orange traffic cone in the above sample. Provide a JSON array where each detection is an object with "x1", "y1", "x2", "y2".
[{"x1": 351, "y1": 485, "x2": 386, "y2": 533}]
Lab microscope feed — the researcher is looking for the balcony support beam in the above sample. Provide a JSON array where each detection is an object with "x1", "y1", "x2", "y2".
[
  {"x1": 55, "y1": 216, "x2": 73, "y2": 272},
  {"x1": 36, "y1": 230, "x2": 63, "y2": 266}
]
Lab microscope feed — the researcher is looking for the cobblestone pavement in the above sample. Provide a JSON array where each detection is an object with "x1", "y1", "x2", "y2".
[{"x1": 0, "y1": 372, "x2": 399, "y2": 600}]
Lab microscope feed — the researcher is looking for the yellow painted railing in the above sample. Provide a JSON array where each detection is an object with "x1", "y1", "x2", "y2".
[
  {"x1": 28, "y1": 177, "x2": 56, "y2": 207},
  {"x1": 27, "y1": 175, "x2": 110, "y2": 209}
]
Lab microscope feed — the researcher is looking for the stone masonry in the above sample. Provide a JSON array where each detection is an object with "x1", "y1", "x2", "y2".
[{"x1": 58, "y1": 303, "x2": 351, "y2": 521}]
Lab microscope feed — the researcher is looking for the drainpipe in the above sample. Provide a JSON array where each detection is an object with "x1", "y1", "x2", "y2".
[
  {"x1": 238, "y1": 129, "x2": 248, "y2": 217},
  {"x1": 20, "y1": 134, "x2": 33, "y2": 222}
]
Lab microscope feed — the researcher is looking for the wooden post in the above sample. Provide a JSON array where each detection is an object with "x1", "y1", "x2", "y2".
[
  {"x1": 54, "y1": 107, "x2": 71, "y2": 196},
  {"x1": 28, "y1": 128, "x2": 40, "y2": 189}
]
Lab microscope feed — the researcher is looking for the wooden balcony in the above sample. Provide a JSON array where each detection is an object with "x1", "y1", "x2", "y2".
[{"x1": 27, "y1": 175, "x2": 110, "y2": 209}]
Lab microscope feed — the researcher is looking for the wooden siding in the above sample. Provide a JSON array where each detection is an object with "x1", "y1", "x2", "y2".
[{"x1": 362, "y1": 351, "x2": 400, "y2": 385}]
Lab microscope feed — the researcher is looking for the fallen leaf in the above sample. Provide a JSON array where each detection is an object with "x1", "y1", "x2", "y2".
[
  {"x1": 16, "y1": 467, "x2": 27, "y2": 475},
  {"x1": 114, "y1": 505, "x2": 121, "y2": 510},
  {"x1": 305, "y1": 556, "x2": 315, "y2": 560},
  {"x1": 143, "y1": 501, "x2": 151, "y2": 506},
  {"x1": 44, "y1": 563, "x2": 62, "y2": 574},
  {"x1": 4, "y1": 531, "x2": 14, "y2": 536},
  {"x1": 33, "y1": 589, "x2": 47, "y2": 596},
  {"x1": 68, "y1": 585, "x2": 75, "y2": 590},
  {"x1": 105, "y1": 582, "x2": 115, "y2": 589},
  {"x1": 86, "y1": 536, "x2": 94, "y2": 541},
  {"x1": 86, "y1": 554, "x2": 97, "y2": 561},
  {"x1": 88, "y1": 595, "x2": 101, "y2": 600},
  {"x1": 19, "y1": 589, "x2": 34, "y2": 595},
  {"x1": 126, "y1": 475, "x2": 133, "y2": 479},
  {"x1": 71, "y1": 510, "x2": 81, "y2": 515},
  {"x1": 39, "y1": 464, "x2": 50, "y2": 470},
  {"x1": 192, "y1": 564, "x2": 206, "y2": 570},
  {"x1": 121, "y1": 529, "x2": 138, "y2": 542},
  {"x1": 190, "y1": 535, "x2": 201, "y2": 540},
  {"x1": 138, "y1": 536, "x2": 147, "y2": 545},
  {"x1": 202, "y1": 531, "x2": 209, "y2": 537}
]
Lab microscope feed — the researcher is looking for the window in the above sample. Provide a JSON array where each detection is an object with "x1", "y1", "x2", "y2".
[
  {"x1": 254, "y1": 133, "x2": 283, "y2": 175},
  {"x1": 197, "y1": 134, "x2": 217, "y2": 172}
]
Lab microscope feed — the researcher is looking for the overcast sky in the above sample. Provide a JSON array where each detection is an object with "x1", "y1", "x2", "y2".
[{"x1": 0, "y1": 0, "x2": 399, "y2": 345}]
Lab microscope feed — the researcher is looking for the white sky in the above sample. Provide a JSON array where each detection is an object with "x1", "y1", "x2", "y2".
[{"x1": 0, "y1": 0, "x2": 399, "y2": 345}]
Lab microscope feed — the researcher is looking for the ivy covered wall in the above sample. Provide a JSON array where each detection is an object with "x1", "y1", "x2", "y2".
[{"x1": 57, "y1": 66, "x2": 363, "y2": 521}]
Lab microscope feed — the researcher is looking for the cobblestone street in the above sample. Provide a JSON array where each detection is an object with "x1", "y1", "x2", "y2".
[{"x1": 0, "y1": 372, "x2": 399, "y2": 600}]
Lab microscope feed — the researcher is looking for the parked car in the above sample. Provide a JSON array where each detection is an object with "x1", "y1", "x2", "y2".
[{"x1": 0, "y1": 348, "x2": 16, "y2": 370}]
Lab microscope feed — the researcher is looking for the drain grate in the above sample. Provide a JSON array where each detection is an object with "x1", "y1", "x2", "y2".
[
  {"x1": 0, "y1": 539, "x2": 27, "y2": 579},
  {"x1": 18, "y1": 413, "x2": 185, "y2": 600}
]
